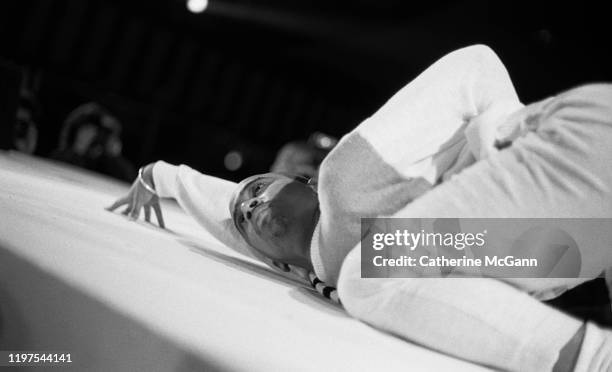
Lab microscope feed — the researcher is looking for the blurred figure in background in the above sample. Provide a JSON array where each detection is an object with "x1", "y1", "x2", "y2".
[
  {"x1": 51, "y1": 102, "x2": 136, "y2": 182},
  {"x1": 13, "y1": 90, "x2": 40, "y2": 154},
  {"x1": 12, "y1": 66, "x2": 42, "y2": 154},
  {"x1": 270, "y1": 132, "x2": 338, "y2": 182}
]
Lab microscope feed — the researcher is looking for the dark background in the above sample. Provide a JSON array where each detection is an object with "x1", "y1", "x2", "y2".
[{"x1": 0, "y1": 0, "x2": 610, "y2": 182}]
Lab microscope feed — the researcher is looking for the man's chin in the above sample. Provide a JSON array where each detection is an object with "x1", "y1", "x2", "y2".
[
  {"x1": 268, "y1": 216, "x2": 288, "y2": 237},
  {"x1": 255, "y1": 209, "x2": 287, "y2": 238}
]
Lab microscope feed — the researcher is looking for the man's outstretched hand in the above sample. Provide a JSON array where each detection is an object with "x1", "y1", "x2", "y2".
[{"x1": 106, "y1": 163, "x2": 165, "y2": 228}]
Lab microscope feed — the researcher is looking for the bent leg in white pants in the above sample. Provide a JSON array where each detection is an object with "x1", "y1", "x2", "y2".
[{"x1": 338, "y1": 84, "x2": 612, "y2": 371}]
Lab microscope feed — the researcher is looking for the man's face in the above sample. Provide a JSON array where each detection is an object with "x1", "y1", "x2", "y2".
[
  {"x1": 73, "y1": 124, "x2": 99, "y2": 156},
  {"x1": 230, "y1": 173, "x2": 318, "y2": 267}
]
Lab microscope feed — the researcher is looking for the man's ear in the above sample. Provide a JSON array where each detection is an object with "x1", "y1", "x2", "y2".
[{"x1": 272, "y1": 261, "x2": 291, "y2": 272}]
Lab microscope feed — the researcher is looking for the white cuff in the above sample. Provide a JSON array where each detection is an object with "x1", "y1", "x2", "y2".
[{"x1": 152, "y1": 161, "x2": 179, "y2": 198}]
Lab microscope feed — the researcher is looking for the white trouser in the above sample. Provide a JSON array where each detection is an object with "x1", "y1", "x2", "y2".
[{"x1": 338, "y1": 84, "x2": 612, "y2": 371}]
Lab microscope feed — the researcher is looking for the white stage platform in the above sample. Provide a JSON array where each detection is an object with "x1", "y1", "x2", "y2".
[{"x1": 0, "y1": 151, "x2": 491, "y2": 371}]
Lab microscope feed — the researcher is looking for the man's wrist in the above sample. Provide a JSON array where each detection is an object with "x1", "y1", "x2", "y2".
[{"x1": 140, "y1": 163, "x2": 156, "y2": 190}]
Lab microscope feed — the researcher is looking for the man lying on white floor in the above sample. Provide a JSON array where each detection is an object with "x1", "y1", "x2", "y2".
[{"x1": 108, "y1": 45, "x2": 612, "y2": 371}]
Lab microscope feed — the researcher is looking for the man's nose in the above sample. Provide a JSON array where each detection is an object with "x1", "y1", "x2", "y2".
[{"x1": 240, "y1": 198, "x2": 260, "y2": 220}]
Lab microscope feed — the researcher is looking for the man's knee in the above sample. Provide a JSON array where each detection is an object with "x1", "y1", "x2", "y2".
[
  {"x1": 337, "y1": 245, "x2": 368, "y2": 315},
  {"x1": 337, "y1": 245, "x2": 373, "y2": 316},
  {"x1": 337, "y1": 245, "x2": 421, "y2": 317}
]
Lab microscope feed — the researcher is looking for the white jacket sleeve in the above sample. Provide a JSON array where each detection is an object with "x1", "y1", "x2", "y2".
[{"x1": 152, "y1": 160, "x2": 255, "y2": 258}]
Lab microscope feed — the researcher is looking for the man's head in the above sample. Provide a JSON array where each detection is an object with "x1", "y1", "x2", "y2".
[{"x1": 229, "y1": 173, "x2": 319, "y2": 271}]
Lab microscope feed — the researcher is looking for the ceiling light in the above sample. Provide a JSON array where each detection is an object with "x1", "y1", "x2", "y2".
[{"x1": 187, "y1": 0, "x2": 208, "y2": 14}]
